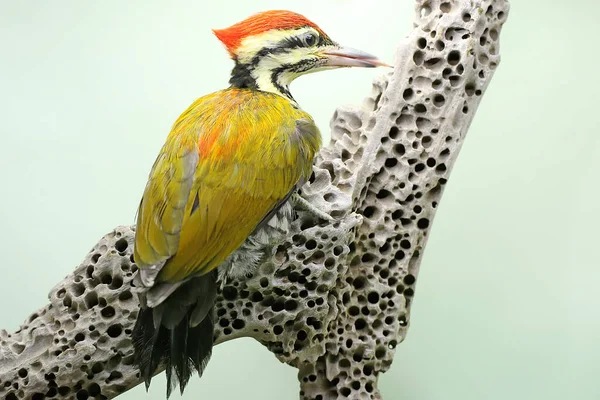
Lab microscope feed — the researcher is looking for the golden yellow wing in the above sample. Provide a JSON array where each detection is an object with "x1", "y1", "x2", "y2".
[
  {"x1": 133, "y1": 134, "x2": 199, "y2": 269},
  {"x1": 134, "y1": 89, "x2": 321, "y2": 283}
]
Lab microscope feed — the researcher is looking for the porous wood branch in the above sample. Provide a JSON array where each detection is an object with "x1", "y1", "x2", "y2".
[{"x1": 0, "y1": 0, "x2": 509, "y2": 399}]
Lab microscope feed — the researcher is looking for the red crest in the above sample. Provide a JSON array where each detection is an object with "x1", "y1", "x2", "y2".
[{"x1": 213, "y1": 10, "x2": 325, "y2": 55}]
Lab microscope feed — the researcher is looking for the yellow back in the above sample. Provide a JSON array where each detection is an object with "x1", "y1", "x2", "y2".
[{"x1": 134, "y1": 88, "x2": 321, "y2": 282}]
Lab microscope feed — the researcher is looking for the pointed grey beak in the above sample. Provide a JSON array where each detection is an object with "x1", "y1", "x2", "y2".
[{"x1": 323, "y1": 46, "x2": 391, "y2": 68}]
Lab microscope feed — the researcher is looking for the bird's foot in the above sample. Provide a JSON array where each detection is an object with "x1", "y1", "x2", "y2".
[{"x1": 291, "y1": 193, "x2": 334, "y2": 222}]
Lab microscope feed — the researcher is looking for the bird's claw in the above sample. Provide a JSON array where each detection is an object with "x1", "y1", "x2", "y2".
[{"x1": 291, "y1": 193, "x2": 335, "y2": 222}]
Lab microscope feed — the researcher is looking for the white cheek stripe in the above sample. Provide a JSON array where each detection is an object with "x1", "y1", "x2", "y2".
[
  {"x1": 231, "y1": 27, "x2": 324, "y2": 100},
  {"x1": 252, "y1": 49, "x2": 308, "y2": 97},
  {"x1": 235, "y1": 27, "x2": 319, "y2": 64}
]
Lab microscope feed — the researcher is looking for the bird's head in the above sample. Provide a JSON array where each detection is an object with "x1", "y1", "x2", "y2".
[{"x1": 213, "y1": 10, "x2": 389, "y2": 100}]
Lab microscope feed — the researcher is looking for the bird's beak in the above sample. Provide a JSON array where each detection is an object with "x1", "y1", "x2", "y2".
[{"x1": 323, "y1": 46, "x2": 391, "y2": 68}]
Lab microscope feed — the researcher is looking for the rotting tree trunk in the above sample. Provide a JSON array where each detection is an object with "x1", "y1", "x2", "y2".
[{"x1": 0, "y1": 0, "x2": 509, "y2": 399}]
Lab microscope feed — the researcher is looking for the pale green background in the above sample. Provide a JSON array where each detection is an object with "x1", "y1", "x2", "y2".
[{"x1": 0, "y1": 1, "x2": 598, "y2": 399}]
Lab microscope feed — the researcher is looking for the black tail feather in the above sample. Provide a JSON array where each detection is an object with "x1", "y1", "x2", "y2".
[
  {"x1": 169, "y1": 316, "x2": 188, "y2": 393},
  {"x1": 132, "y1": 271, "x2": 217, "y2": 398}
]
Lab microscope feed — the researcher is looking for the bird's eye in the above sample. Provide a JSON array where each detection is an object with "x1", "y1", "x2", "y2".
[{"x1": 302, "y1": 33, "x2": 318, "y2": 47}]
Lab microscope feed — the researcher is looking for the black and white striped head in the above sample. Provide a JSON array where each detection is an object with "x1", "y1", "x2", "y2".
[{"x1": 213, "y1": 10, "x2": 389, "y2": 100}]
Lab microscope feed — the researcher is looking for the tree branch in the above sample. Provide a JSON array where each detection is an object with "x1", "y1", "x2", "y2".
[{"x1": 0, "y1": 0, "x2": 509, "y2": 399}]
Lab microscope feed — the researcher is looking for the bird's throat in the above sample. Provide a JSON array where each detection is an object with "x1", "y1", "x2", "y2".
[{"x1": 229, "y1": 61, "x2": 295, "y2": 102}]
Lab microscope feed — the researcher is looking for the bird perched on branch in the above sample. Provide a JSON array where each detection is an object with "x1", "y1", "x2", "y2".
[{"x1": 131, "y1": 9, "x2": 388, "y2": 397}]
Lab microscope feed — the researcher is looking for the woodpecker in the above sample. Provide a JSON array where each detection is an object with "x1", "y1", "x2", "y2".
[{"x1": 131, "y1": 9, "x2": 388, "y2": 397}]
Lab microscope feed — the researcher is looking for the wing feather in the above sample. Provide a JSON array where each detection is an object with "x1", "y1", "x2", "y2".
[
  {"x1": 134, "y1": 89, "x2": 321, "y2": 283},
  {"x1": 134, "y1": 139, "x2": 200, "y2": 269}
]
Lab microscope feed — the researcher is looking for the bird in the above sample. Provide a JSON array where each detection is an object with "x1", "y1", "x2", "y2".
[{"x1": 131, "y1": 9, "x2": 389, "y2": 397}]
